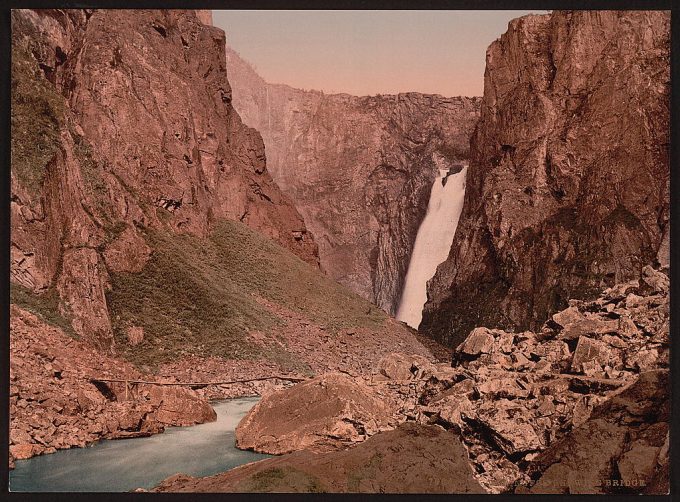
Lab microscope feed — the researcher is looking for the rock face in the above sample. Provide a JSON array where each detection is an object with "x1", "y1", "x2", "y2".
[
  {"x1": 521, "y1": 370, "x2": 669, "y2": 494},
  {"x1": 422, "y1": 11, "x2": 670, "y2": 346},
  {"x1": 155, "y1": 423, "x2": 485, "y2": 493},
  {"x1": 236, "y1": 373, "x2": 397, "y2": 454},
  {"x1": 225, "y1": 47, "x2": 480, "y2": 312},
  {"x1": 11, "y1": 9, "x2": 318, "y2": 349}
]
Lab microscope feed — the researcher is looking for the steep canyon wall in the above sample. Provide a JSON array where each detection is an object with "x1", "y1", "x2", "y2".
[
  {"x1": 11, "y1": 9, "x2": 319, "y2": 349},
  {"x1": 421, "y1": 10, "x2": 670, "y2": 346}
]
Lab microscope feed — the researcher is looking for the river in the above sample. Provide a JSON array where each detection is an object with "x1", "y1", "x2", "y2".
[{"x1": 9, "y1": 397, "x2": 268, "y2": 492}]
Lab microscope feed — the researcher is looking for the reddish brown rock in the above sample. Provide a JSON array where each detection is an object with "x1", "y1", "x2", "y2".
[
  {"x1": 102, "y1": 227, "x2": 151, "y2": 274},
  {"x1": 10, "y1": 444, "x2": 39, "y2": 460},
  {"x1": 11, "y1": 8, "x2": 318, "y2": 348},
  {"x1": 570, "y1": 337, "x2": 611, "y2": 374},
  {"x1": 226, "y1": 46, "x2": 480, "y2": 312},
  {"x1": 420, "y1": 272, "x2": 668, "y2": 493},
  {"x1": 457, "y1": 327, "x2": 495, "y2": 356},
  {"x1": 521, "y1": 370, "x2": 669, "y2": 494},
  {"x1": 236, "y1": 373, "x2": 396, "y2": 454},
  {"x1": 375, "y1": 352, "x2": 434, "y2": 381},
  {"x1": 147, "y1": 386, "x2": 216, "y2": 426},
  {"x1": 156, "y1": 423, "x2": 486, "y2": 493},
  {"x1": 422, "y1": 11, "x2": 670, "y2": 347}
]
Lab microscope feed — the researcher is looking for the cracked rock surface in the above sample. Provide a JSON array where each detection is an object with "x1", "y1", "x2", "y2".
[
  {"x1": 155, "y1": 423, "x2": 485, "y2": 493},
  {"x1": 219, "y1": 270, "x2": 669, "y2": 494}
]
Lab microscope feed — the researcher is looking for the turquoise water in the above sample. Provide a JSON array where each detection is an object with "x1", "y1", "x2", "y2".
[{"x1": 9, "y1": 397, "x2": 269, "y2": 492}]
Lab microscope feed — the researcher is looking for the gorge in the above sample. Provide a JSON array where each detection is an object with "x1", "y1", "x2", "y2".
[
  {"x1": 224, "y1": 48, "x2": 480, "y2": 313},
  {"x1": 9, "y1": 7, "x2": 671, "y2": 495}
]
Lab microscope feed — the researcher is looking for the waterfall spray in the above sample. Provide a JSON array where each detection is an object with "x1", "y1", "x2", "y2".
[{"x1": 396, "y1": 165, "x2": 467, "y2": 329}]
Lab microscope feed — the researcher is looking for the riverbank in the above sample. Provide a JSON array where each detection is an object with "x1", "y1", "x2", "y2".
[
  {"x1": 10, "y1": 300, "x2": 445, "y2": 468},
  {"x1": 8, "y1": 305, "x2": 301, "y2": 467},
  {"x1": 10, "y1": 398, "x2": 268, "y2": 492}
]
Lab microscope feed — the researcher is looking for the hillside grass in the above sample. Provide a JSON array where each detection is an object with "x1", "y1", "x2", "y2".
[
  {"x1": 10, "y1": 283, "x2": 79, "y2": 339},
  {"x1": 107, "y1": 219, "x2": 386, "y2": 368},
  {"x1": 11, "y1": 42, "x2": 65, "y2": 193}
]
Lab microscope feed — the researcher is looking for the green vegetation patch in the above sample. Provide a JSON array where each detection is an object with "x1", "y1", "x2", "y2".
[
  {"x1": 236, "y1": 466, "x2": 327, "y2": 493},
  {"x1": 11, "y1": 42, "x2": 65, "y2": 193},
  {"x1": 10, "y1": 283, "x2": 78, "y2": 339},
  {"x1": 207, "y1": 220, "x2": 387, "y2": 332},
  {"x1": 347, "y1": 452, "x2": 383, "y2": 492},
  {"x1": 107, "y1": 219, "x2": 386, "y2": 368}
]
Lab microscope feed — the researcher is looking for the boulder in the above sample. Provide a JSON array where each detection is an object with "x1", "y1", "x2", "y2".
[
  {"x1": 570, "y1": 337, "x2": 612, "y2": 374},
  {"x1": 147, "y1": 386, "x2": 216, "y2": 426},
  {"x1": 557, "y1": 317, "x2": 619, "y2": 341},
  {"x1": 641, "y1": 266, "x2": 669, "y2": 294},
  {"x1": 522, "y1": 370, "x2": 669, "y2": 494},
  {"x1": 457, "y1": 328, "x2": 495, "y2": 357},
  {"x1": 236, "y1": 373, "x2": 396, "y2": 454},
  {"x1": 468, "y1": 399, "x2": 543, "y2": 456},
  {"x1": 551, "y1": 306, "x2": 584, "y2": 328},
  {"x1": 156, "y1": 423, "x2": 486, "y2": 493},
  {"x1": 376, "y1": 352, "x2": 434, "y2": 381},
  {"x1": 435, "y1": 395, "x2": 474, "y2": 430},
  {"x1": 10, "y1": 443, "x2": 39, "y2": 460}
]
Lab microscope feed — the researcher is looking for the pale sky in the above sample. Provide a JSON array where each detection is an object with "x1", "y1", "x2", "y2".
[{"x1": 213, "y1": 10, "x2": 545, "y2": 97}]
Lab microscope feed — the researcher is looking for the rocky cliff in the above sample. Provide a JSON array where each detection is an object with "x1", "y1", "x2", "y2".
[
  {"x1": 10, "y1": 11, "x2": 449, "y2": 464},
  {"x1": 224, "y1": 47, "x2": 481, "y2": 312},
  {"x1": 421, "y1": 11, "x2": 670, "y2": 346},
  {"x1": 11, "y1": 9, "x2": 318, "y2": 350}
]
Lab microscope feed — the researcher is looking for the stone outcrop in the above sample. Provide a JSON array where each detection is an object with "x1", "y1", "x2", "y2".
[
  {"x1": 520, "y1": 369, "x2": 669, "y2": 494},
  {"x1": 422, "y1": 10, "x2": 670, "y2": 346},
  {"x1": 11, "y1": 9, "x2": 318, "y2": 349},
  {"x1": 225, "y1": 46, "x2": 480, "y2": 312},
  {"x1": 227, "y1": 270, "x2": 668, "y2": 493},
  {"x1": 236, "y1": 373, "x2": 397, "y2": 454},
  {"x1": 421, "y1": 267, "x2": 669, "y2": 493},
  {"x1": 154, "y1": 423, "x2": 485, "y2": 493}
]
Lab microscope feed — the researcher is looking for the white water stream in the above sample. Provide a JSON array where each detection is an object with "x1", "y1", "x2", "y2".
[{"x1": 396, "y1": 165, "x2": 467, "y2": 329}]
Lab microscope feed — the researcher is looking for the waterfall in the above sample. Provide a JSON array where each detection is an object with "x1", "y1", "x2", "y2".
[{"x1": 396, "y1": 165, "x2": 467, "y2": 330}]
